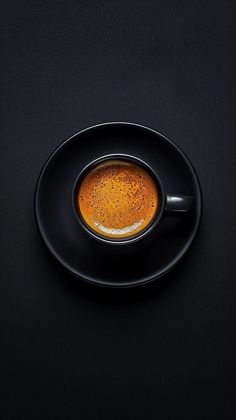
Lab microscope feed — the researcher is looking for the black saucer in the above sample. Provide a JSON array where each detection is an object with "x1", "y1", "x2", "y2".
[{"x1": 35, "y1": 122, "x2": 201, "y2": 287}]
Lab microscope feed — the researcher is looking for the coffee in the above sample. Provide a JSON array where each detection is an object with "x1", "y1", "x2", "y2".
[{"x1": 77, "y1": 160, "x2": 159, "y2": 239}]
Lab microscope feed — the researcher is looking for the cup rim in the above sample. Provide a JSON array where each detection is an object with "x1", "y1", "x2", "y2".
[{"x1": 72, "y1": 153, "x2": 165, "y2": 245}]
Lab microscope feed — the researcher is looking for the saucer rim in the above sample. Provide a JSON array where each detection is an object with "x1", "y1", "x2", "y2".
[{"x1": 34, "y1": 121, "x2": 202, "y2": 288}]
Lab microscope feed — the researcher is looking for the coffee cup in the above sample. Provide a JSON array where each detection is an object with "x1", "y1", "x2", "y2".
[{"x1": 72, "y1": 154, "x2": 194, "y2": 245}]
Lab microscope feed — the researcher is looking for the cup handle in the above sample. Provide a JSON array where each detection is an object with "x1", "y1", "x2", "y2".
[{"x1": 165, "y1": 195, "x2": 194, "y2": 213}]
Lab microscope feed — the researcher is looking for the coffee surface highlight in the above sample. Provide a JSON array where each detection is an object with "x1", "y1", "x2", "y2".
[{"x1": 78, "y1": 160, "x2": 159, "y2": 239}]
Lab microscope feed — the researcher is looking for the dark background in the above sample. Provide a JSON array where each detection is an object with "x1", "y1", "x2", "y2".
[{"x1": 1, "y1": 1, "x2": 236, "y2": 419}]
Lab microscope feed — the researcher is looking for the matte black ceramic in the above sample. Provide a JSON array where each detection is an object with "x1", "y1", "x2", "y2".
[
  {"x1": 35, "y1": 122, "x2": 201, "y2": 287},
  {"x1": 72, "y1": 154, "x2": 194, "y2": 245}
]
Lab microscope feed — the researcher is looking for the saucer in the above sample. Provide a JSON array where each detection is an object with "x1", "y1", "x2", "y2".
[{"x1": 35, "y1": 122, "x2": 201, "y2": 287}]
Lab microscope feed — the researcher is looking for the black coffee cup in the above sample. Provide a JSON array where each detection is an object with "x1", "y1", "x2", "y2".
[{"x1": 72, "y1": 154, "x2": 194, "y2": 245}]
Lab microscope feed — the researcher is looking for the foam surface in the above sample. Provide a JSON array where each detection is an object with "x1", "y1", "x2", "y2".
[{"x1": 78, "y1": 160, "x2": 159, "y2": 239}]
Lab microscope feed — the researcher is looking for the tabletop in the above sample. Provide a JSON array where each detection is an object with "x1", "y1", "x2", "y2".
[{"x1": 1, "y1": 1, "x2": 236, "y2": 419}]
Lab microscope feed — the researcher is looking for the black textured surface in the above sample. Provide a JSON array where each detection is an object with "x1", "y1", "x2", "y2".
[{"x1": 1, "y1": 1, "x2": 236, "y2": 419}]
